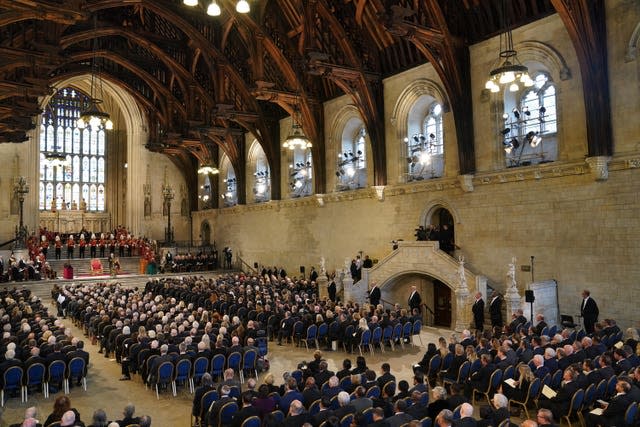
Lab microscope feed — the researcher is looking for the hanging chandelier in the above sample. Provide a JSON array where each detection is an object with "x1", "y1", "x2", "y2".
[
  {"x1": 77, "y1": 17, "x2": 113, "y2": 130},
  {"x1": 182, "y1": 0, "x2": 250, "y2": 16},
  {"x1": 485, "y1": 1, "x2": 533, "y2": 93},
  {"x1": 197, "y1": 164, "x2": 220, "y2": 175},
  {"x1": 283, "y1": 121, "x2": 312, "y2": 150}
]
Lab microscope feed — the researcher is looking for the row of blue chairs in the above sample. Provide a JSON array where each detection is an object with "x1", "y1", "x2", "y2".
[
  {"x1": 299, "y1": 320, "x2": 423, "y2": 355},
  {"x1": 1, "y1": 358, "x2": 87, "y2": 406}
]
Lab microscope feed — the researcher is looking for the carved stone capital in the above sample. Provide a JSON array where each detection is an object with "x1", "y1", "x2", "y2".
[
  {"x1": 458, "y1": 174, "x2": 474, "y2": 192},
  {"x1": 585, "y1": 156, "x2": 611, "y2": 181},
  {"x1": 372, "y1": 185, "x2": 385, "y2": 202}
]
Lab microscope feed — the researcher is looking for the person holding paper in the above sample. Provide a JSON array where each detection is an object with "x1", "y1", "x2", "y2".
[
  {"x1": 538, "y1": 368, "x2": 580, "y2": 421},
  {"x1": 585, "y1": 379, "x2": 632, "y2": 427},
  {"x1": 501, "y1": 365, "x2": 535, "y2": 402}
]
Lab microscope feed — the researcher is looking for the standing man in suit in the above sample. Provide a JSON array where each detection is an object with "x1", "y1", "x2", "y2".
[
  {"x1": 369, "y1": 282, "x2": 381, "y2": 307},
  {"x1": 472, "y1": 292, "x2": 485, "y2": 332},
  {"x1": 581, "y1": 290, "x2": 599, "y2": 334},
  {"x1": 408, "y1": 286, "x2": 422, "y2": 314},
  {"x1": 328, "y1": 276, "x2": 337, "y2": 303},
  {"x1": 489, "y1": 292, "x2": 503, "y2": 329}
]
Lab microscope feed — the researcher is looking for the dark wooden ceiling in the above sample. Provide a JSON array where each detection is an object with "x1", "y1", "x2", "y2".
[{"x1": 0, "y1": 0, "x2": 611, "y2": 203}]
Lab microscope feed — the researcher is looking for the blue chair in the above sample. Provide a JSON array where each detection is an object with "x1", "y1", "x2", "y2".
[
  {"x1": 391, "y1": 323, "x2": 403, "y2": 351},
  {"x1": 340, "y1": 414, "x2": 353, "y2": 427},
  {"x1": 503, "y1": 365, "x2": 515, "y2": 380},
  {"x1": 441, "y1": 353, "x2": 453, "y2": 371},
  {"x1": 362, "y1": 407, "x2": 374, "y2": 425},
  {"x1": 420, "y1": 391, "x2": 429, "y2": 406},
  {"x1": 550, "y1": 370, "x2": 563, "y2": 389},
  {"x1": 192, "y1": 356, "x2": 209, "y2": 386},
  {"x1": 412, "y1": 320, "x2": 423, "y2": 345},
  {"x1": 444, "y1": 361, "x2": 470, "y2": 387},
  {"x1": 371, "y1": 327, "x2": 383, "y2": 354},
  {"x1": 560, "y1": 388, "x2": 584, "y2": 427},
  {"x1": 2, "y1": 366, "x2": 24, "y2": 406},
  {"x1": 153, "y1": 361, "x2": 175, "y2": 398},
  {"x1": 229, "y1": 385, "x2": 241, "y2": 399},
  {"x1": 292, "y1": 321, "x2": 305, "y2": 346},
  {"x1": 595, "y1": 379, "x2": 607, "y2": 400},
  {"x1": 191, "y1": 389, "x2": 218, "y2": 427},
  {"x1": 508, "y1": 377, "x2": 541, "y2": 419},
  {"x1": 470, "y1": 359, "x2": 482, "y2": 375},
  {"x1": 304, "y1": 324, "x2": 318, "y2": 351},
  {"x1": 174, "y1": 358, "x2": 193, "y2": 393},
  {"x1": 316, "y1": 323, "x2": 328, "y2": 349},
  {"x1": 309, "y1": 399, "x2": 321, "y2": 415},
  {"x1": 46, "y1": 360, "x2": 66, "y2": 398},
  {"x1": 472, "y1": 369, "x2": 502, "y2": 405},
  {"x1": 218, "y1": 401, "x2": 239, "y2": 426},
  {"x1": 366, "y1": 385, "x2": 380, "y2": 399},
  {"x1": 211, "y1": 354, "x2": 225, "y2": 381},
  {"x1": 241, "y1": 349, "x2": 258, "y2": 383},
  {"x1": 582, "y1": 383, "x2": 596, "y2": 411},
  {"x1": 241, "y1": 415, "x2": 261, "y2": 427},
  {"x1": 548, "y1": 325, "x2": 558, "y2": 336},
  {"x1": 453, "y1": 404, "x2": 462, "y2": 420},
  {"x1": 606, "y1": 375, "x2": 618, "y2": 398},
  {"x1": 420, "y1": 416, "x2": 433, "y2": 427},
  {"x1": 227, "y1": 352, "x2": 242, "y2": 378},
  {"x1": 256, "y1": 337, "x2": 268, "y2": 357},
  {"x1": 291, "y1": 369, "x2": 304, "y2": 388},
  {"x1": 358, "y1": 329, "x2": 372, "y2": 356},
  {"x1": 66, "y1": 357, "x2": 87, "y2": 393},
  {"x1": 24, "y1": 362, "x2": 46, "y2": 402},
  {"x1": 401, "y1": 322, "x2": 413, "y2": 347},
  {"x1": 269, "y1": 410, "x2": 285, "y2": 423},
  {"x1": 339, "y1": 375, "x2": 352, "y2": 392},
  {"x1": 382, "y1": 325, "x2": 393, "y2": 349},
  {"x1": 426, "y1": 354, "x2": 442, "y2": 387},
  {"x1": 624, "y1": 402, "x2": 638, "y2": 426}
]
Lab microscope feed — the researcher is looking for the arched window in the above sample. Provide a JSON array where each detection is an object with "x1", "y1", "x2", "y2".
[
  {"x1": 501, "y1": 73, "x2": 558, "y2": 167},
  {"x1": 222, "y1": 167, "x2": 237, "y2": 207},
  {"x1": 289, "y1": 147, "x2": 313, "y2": 198},
  {"x1": 250, "y1": 143, "x2": 270, "y2": 203},
  {"x1": 336, "y1": 121, "x2": 367, "y2": 191},
  {"x1": 39, "y1": 87, "x2": 108, "y2": 211},
  {"x1": 407, "y1": 102, "x2": 444, "y2": 181}
]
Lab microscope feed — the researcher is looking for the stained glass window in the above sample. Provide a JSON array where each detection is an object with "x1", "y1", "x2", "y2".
[{"x1": 39, "y1": 87, "x2": 108, "y2": 211}]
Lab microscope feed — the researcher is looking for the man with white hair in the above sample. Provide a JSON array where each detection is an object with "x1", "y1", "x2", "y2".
[
  {"x1": 478, "y1": 393, "x2": 509, "y2": 427},
  {"x1": 333, "y1": 391, "x2": 356, "y2": 420},
  {"x1": 0, "y1": 348, "x2": 23, "y2": 372},
  {"x1": 532, "y1": 354, "x2": 550, "y2": 379},
  {"x1": 455, "y1": 403, "x2": 477, "y2": 427},
  {"x1": 59, "y1": 410, "x2": 78, "y2": 427}
]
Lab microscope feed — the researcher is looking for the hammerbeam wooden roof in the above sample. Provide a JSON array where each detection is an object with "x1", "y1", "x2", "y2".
[{"x1": 0, "y1": 0, "x2": 611, "y2": 203}]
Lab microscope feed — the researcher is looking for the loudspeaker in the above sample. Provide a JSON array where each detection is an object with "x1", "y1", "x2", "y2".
[
  {"x1": 525, "y1": 290, "x2": 535, "y2": 303},
  {"x1": 253, "y1": 262, "x2": 258, "y2": 269},
  {"x1": 300, "y1": 266, "x2": 305, "y2": 274}
]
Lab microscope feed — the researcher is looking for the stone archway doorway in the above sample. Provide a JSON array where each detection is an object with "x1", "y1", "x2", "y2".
[
  {"x1": 201, "y1": 220, "x2": 211, "y2": 246},
  {"x1": 428, "y1": 206, "x2": 455, "y2": 255},
  {"x1": 380, "y1": 272, "x2": 453, "y2": 329}
]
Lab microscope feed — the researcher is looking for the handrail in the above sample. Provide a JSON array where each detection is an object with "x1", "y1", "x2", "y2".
[
  {"x1": 0, "y1": 238, "x2": 16, "y2": 248},
  {"x1": 377, "y1": 298, "x2": 435, "y2": 327},
  {"x1": 236, "y1": 255, "x2": 257, "y2": 275}
]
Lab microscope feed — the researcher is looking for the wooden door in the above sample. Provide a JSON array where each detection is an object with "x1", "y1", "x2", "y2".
[{"x1": 433, "y1": 280, "x2": 452, "y2": 327}]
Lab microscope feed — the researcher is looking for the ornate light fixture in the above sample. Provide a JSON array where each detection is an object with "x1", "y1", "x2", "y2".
[
  {"x1": 283, "y1": 103, "x2": 312, "y2": 150},
  {"x1": 197, "y1": 164, "x2": 220, "y2": 175},
  {"x1": 485, "y1": 1, "x2": 533, "y2": 93},
  {"x1": 77, "y1": 17, "x2": 113, "y2": 130},
  {"x1": 183, "y1": 0, "x2": 249, "y2": 15}
]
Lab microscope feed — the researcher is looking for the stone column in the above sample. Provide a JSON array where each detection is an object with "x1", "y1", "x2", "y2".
[
  {"x1": 454, "y1": 256, "x2": 470, "y2": 332},
  {"x1": 342, "y1": 275, "x2": 355, "y2": 302},
  {"x1": 318, "y1": 274, "x2": 328, "y2": 301}
]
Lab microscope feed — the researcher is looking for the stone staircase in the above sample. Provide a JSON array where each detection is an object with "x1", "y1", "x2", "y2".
[{"x1": 47, "y1": 256, "x2": 143, "y2": 277}]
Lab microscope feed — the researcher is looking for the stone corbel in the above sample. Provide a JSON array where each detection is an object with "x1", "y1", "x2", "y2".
[
  {"x1": 585, "y1": 156, "x2": 611, "y2": 181},
  {"x1": 315, "y1": 194, "x2": 325, "y2": 207},
  {"x1": 372, "y1": 185, "x2": 385, "y2": 202},
  {"x1": 458, "y1": 174, "x2": 474, "y2": 192}
]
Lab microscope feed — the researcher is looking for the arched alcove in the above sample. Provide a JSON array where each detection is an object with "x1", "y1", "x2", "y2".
[
  {"x1": 200, "y1": 220, "x2": 211, "y2": 245},
  {"x1": 380, "y1": 271, "x2": 453, "y2": 328}
]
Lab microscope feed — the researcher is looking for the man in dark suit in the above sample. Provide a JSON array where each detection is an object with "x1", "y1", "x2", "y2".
[
  {"x1": 377, "y1": 363, "x2": 396, "y2": 391},
  {"x1": 613, "y1": 348, "x2": 632, "y2": 375},
  {"x1": 208, "y1": 385, "x2": 237, "y2": 427},
  {"x1": 311, "y1": 397, "x2": 334, "y2": 427},
  {"x1": 532, "y1": 314, "x2": 548, "y2": 336},
  {"x1": 408, "y1": 286, "x2": 422, "y2": 314},
  {"x1": 369, "y1": 282, "x2": 381, "y2": 307},
  {"x1": 406, "y1": 391, "x2": 429, "y2": 420},
  {"x1": 386, "y1": 399, "x2": 414, "y2": 427},
  {"x1": 327, "y1": 279, "x2": 337, "y2": 303},
  {"x1": 277, "y1": 311, "x2": 295, "y2": 345},
  {"x1": 489, "y1": 292, "x2": 503, "y2": 328},
  {"x1": 598, "y1": 355, "x2": 616, "y2": 380},
  {"x1": 585, "y1": 379, "x2": 633, "y2": 427},
  {"x1": 465, "y1": 354, "x2": 495, "y2": 398},
  {"x1": 472, "y1": 293, "x2": 485, "y2": 332},
  {"x1": 283, "y1": 399, "x2": 309, "y2": 427},
  {"x1": 538, "y1": 368, "x2": 581, "y2": 421},
  {"x1": 369, "y1": 407, "x2": 389, "y2": 427},
  {"x1": 231, "y1": 391, "x2": 259, "y2": 427},
  {"x1": 454, "y1": 403, "x2": 477, "y2": 427},
  {"x1": 580, "y1": 290, "x2": 599, "y2": 334}
]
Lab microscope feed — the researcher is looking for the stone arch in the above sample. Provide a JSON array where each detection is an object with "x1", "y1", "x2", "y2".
[
  {"x1": 328, "y1": 104, "x2": 371, "y2": 190},
  {"x1": 626, "y1": 21, "x2": 640, "y2": 62},
  {"x1": 246, "y1": 138, "x2": 271, "y2": 203},
  {"x1": 38, "y1": 74, "x2": 149, "y2": 234},
  {"x1": 200, "y1": 219, "x2": 211, "y2": 245},
  {"x1": 420, "y1": 199, "x2": 461, "y2": 226},
  {"x1": 518, "y1": 40, "x2": 572, "y2": 81},
  {"x1": 390, "y1": 79, "x2": 449, "y2": 141}
]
